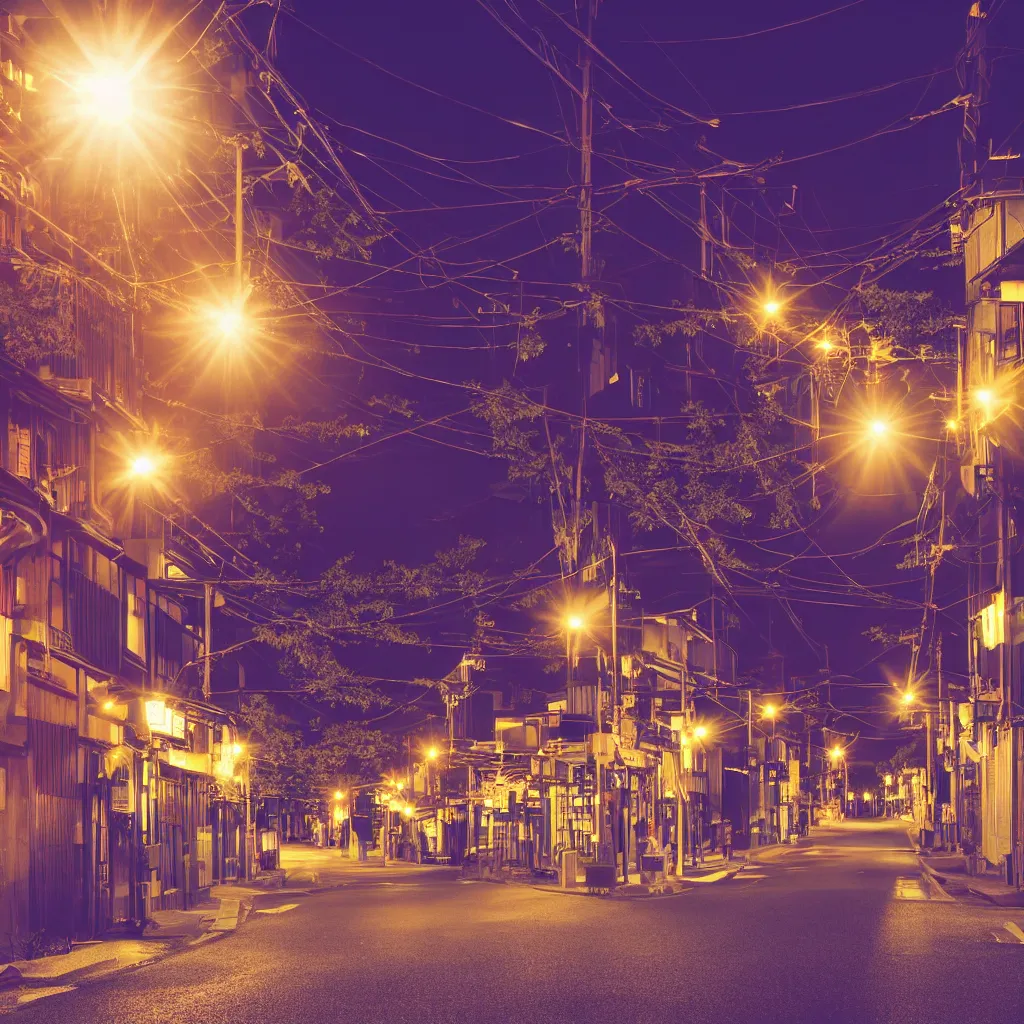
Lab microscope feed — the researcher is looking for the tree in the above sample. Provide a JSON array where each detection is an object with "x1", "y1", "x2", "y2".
[{"x1": 240, "y1": 695, "x2": 401, "y2": 800}]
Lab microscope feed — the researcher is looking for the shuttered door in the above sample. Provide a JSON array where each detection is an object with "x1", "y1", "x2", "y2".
[
  {"x1": 28, "y1": 720, "x2": 77, "y2": 941},
  {"x1": 982, "y1": 752, "x2": 998, "y2": 866},
  {"x1": 996, "y1": 731, "x2": 1012, "y2": 857}
]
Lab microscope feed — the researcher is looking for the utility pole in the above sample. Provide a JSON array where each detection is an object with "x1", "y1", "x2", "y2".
[
  {"x1": 579, "y1": 0, "x2": 596, "y2": 296},
  {"x1": 747, "y1": 690, "x2": 753, "y2": 750},
  {"x1": 203, "y1": 582, "x2": 213, "y2": 701},
  {"x1": 235, "y1": 141, "x2": 245, "y2": 292},
  {"x1": 610, "y1": 535, "x2": 619, "y2": 724}
]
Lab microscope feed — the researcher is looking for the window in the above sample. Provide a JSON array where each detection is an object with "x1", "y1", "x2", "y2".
[
  {"x1": 0, "y1": 615, "x2": 10, "y2": 692},
  {"x1": 999, "y1": 303, "x2": 1022, "y2": 362},
  {"x1": 49, "y1": 540, "x2": 64, "y2": 633},
  {"x1": 125, "y1": 576, "x2": 145, "y2": 658},
  {"x1": 7, "y1": 422, "x2": 30, "y2": 478}
]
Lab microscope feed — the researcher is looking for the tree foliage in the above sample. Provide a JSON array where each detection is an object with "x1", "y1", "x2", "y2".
[{"x1": 240, "y1": 695, "x2": 401, "y2": 799}]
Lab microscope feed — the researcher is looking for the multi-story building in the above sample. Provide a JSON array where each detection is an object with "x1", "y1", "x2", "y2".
[
  {"x1": 0, "y1": 4, "x2": 250, "y2": 957},
  {"x1": 948, "y1": 0, "x2": 1024, "y2": 889}
]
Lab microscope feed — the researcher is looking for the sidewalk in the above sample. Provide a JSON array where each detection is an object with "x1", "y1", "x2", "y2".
[
  {"x1": 516, "y1": 848, "x2": 777, "y2": 900},
  {"x1": 917, "y1": 849, "x2": 1024, "y2": 907},
  {"x1": 0, "y1": 874, "x2": 287, "y2": 1009},
  {"x1": 0, "y1": 939, "x2": 173, "y2": 1011}
]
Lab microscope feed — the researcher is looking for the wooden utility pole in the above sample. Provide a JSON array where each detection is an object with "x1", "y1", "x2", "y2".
[
  {"x1": 579, "y1": 0, "x2": 596, "y2": 292},
  {"x1": 203, "y1": 582, "x2": 213, "y2": 701},
  {"x1": 235, "y1": 141, "x2": 245, "y2": 291}
]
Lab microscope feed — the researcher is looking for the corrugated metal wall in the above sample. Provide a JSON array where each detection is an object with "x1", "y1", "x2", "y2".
[{"x1": 27, "y1": 719, "x2": 77, "y2": 940}]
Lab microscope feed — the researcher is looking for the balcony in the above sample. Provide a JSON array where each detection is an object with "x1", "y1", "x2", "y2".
[
  {"x1": 152, "y1": 607, "x2": 201, "y2": 692},
  {"x1": 67, "y1": 568, "x2": 121, "y2": 675}
]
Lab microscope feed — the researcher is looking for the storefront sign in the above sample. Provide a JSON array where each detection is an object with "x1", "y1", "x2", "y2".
[{"x1": 112, "y1": 782, "x2": 131, "y2": 813}]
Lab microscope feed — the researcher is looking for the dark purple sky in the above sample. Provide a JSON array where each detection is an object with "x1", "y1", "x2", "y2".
[{"x1": 256, "y1": 1, "x2": 1024, "y2": 740}]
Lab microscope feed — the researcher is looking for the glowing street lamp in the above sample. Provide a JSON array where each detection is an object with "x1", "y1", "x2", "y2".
[
  {"x1": 693, "y1": 725, "x2": 709, "y2": 741},
  {"x1": 945, "y1": 418, "x2": 959, "y2": 432},
  {"x1": 566, "y1": 613, "x2": 586, "y2": 632},
  {"x1": 128, "y1": 452, "x2": 159, "y2": 480},
  {"x1": 868, "y1": 418, "x2": 889, "y2": 439},
  {"x1": 207, "y1": 298, "x2": 250, "y2": 348},
  {"x1": 75, "y1": 65, "x2": 135, "y2": 127},
  {"x1": 901, "y1": 690, "x2": 915, "y2": 707},
  {"x1": 973, "y1": 387, "x2": 1002, "y2": 424},
  {"x1": 426, "y1": 746, "x2": 439, "y2": 761},
  {"x1": 830, "y1": 745, "x2": 844, "y2": 762},
  {"x1": 333, "y1": 790, "x2": 343, "y2": 801}
]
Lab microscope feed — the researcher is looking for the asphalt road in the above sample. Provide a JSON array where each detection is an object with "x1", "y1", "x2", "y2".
[{"x1": 12, "y1": 819, "x2": 1024, "y2": 1024}]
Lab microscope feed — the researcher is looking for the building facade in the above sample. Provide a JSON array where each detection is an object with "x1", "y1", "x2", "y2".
[{"x1": 0, "y1": 5, "x2": 251, "y2": 958}]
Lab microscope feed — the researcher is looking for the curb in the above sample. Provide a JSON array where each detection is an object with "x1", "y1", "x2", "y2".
[
  {"x1": 917, "y1": 859, "x2": 956, "y2": 902},
  {"x1": 525, "y1": 864, "x2": 741, "y2": 900}
]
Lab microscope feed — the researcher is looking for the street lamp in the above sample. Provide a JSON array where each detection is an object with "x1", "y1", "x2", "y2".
[
  {"x1": 204, "y1": 296, "x2": 251, "y2": 349},
  {"x1": 126, "y1": 450, "x2": 164, "y2": 481},
  {"x1": 693, "y1": 724, "x2": 709, "y2": 741},
  {"x1": 762, "y1": 703, "x2": 778, "y2": 738},
  {"x1": 74, "y1": 64, "x2": 136, "y2": 127},
  {"x1": 565, "y1": 613, "x2": 586, "y2": 632}
]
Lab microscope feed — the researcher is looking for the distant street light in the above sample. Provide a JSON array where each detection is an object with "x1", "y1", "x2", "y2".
[{"x1": 566, "y1": 613, "x2": 586, "y2": 632}]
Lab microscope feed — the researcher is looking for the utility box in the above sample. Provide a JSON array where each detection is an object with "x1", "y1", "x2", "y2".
[{"x1": 560, "y1": 849, "x2": 579, "y2": 888}]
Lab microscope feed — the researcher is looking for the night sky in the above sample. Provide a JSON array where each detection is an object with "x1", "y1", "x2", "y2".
[{"x1": 247, "y1": 1, "x2": 1024, "y2": 750}]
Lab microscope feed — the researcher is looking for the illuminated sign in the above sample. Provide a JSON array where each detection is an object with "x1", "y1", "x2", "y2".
[
  {"x1": 145, "y1": 699, "x2": 186, "y2": 739},
  {"x1": 980, "y1": 590, "x2": 1005, "y2": 650}
]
